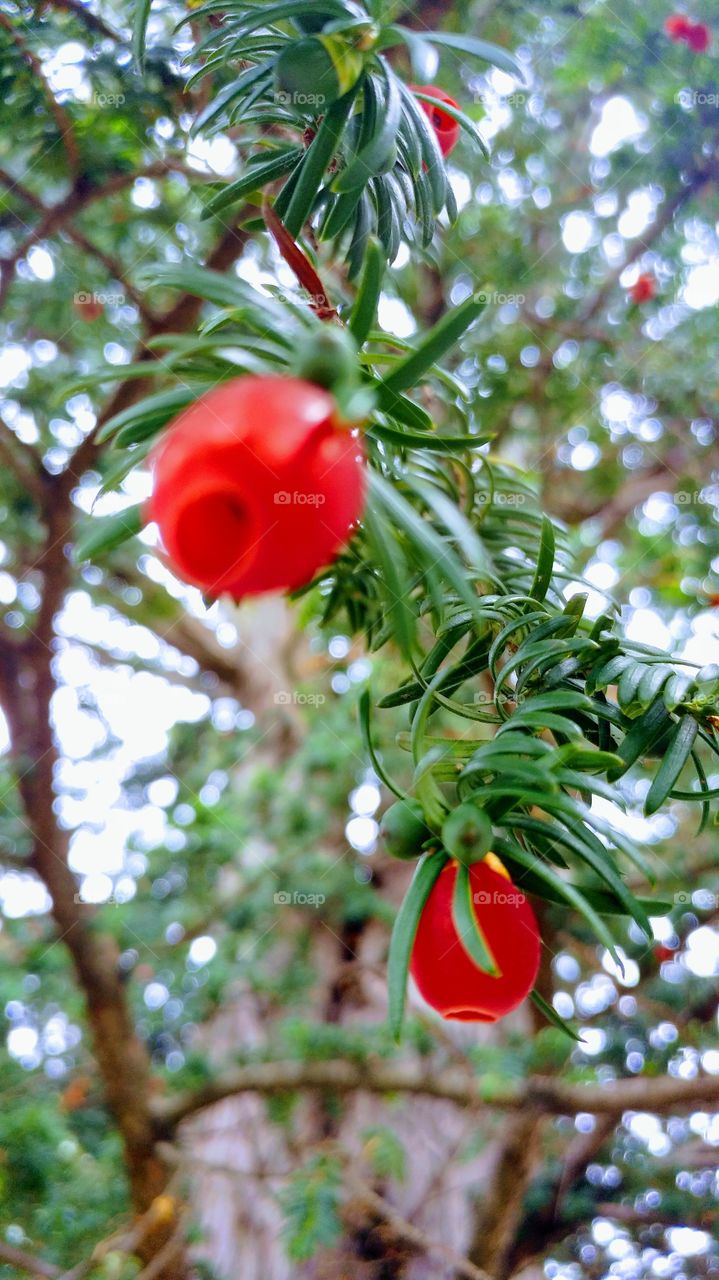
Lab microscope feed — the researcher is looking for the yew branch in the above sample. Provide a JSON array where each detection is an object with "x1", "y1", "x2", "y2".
[{"x1": 151, "y1": 1058, "x2": 719, "y2": 1133}]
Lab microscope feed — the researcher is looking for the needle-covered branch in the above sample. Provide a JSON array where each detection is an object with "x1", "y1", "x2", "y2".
[{"x1": 151, "y1": 1059, "x2": 719, "y2": 1133}]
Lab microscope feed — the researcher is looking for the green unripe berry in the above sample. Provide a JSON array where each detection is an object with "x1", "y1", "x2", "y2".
[
  {"x1": 294, "y1": 5, "x2": 333, "y2": 33},
  {"x1": 293, "y1": 4, "x2": 372, "y2": 35},
  {"x1": 293, "y1": 325, "x2": 359, "y2": 391},
  {"x1": 380, "y1": 799, "x2": 432, "y2": 861},
  {"x1": 275, "y1": 35, "x2": 364, "y2": 109},
  {"x1": 441, "y1": 802, "x2": 492, "y2": 865}
]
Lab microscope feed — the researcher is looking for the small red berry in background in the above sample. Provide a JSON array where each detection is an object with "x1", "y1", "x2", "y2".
[
  {"x1": 73, "y1": 294, "x2": 104, "y2": 322},
  {"x1": 410, "y1": 857, "x2": 541, "y2": 1022},
  {"x1": 686, "y1": 20, "x2": 710, "y2": 50},
  {"x1": 665, "y1": 13, "x2": 693, "y2": 39},
  {"x1": 665, "y1": 14, "x2": 711, "y2": 50},
  {"x1": 629, "y1": 273, "x2": 657, "y2": 304},
  {"x1": 654, "y1": 943, "x2": 676, "y2": 963},
  {"x1": 147, "y1": 375, "x2": 366, "y2": 600},
  {"x1": 411, "y1": 84, "x2": 461, "y2": 157}
]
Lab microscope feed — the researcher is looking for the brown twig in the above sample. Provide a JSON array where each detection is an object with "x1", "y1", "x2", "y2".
[
  {"x1": 0, "y1": 416, "x2": 45, "y2": 501},
  {"x1": 0, "y1": 163, "x2": 45, "y2": 212},
  {"x1": 151, "y1": 1058, "x2": 719, "y2": 1134},
  {"x1": 68, "y1": 210, "x2": 253, "y2": 478},
  {"x1": 263, "y1": 198, "x2": 338, "y2": 320},
  {"x1": 63, "y1": 224, "x2": 157, "y2": 323},
  {"x1": 0, "y1": 1241, "x2": 61, "y2": 1279},
  {"x1": 578, "y1": 170, "x2": 711, "y2": 324},
  {"x1": 468, "y1": 1109, "x2": 544, "y2": 1279},
  {"x1": 39, "y1": 0, "x2": 122, "y2": 40},
  {"x1": 0, "y1": 160, "x2": 198, "y2": 313},
  {"x1": 344, "y1": 1171, "x2": 492, "y2": 1280},
  {"x1": 0, "y1": 11, "x2": 80, "y2": 177}
]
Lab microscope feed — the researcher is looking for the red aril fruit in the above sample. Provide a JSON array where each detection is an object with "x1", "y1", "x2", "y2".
[{"x1": 147, "y1": 376, "x2": 366, "y2": 600}]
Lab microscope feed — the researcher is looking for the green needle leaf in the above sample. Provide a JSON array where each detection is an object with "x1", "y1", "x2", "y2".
[
  {"x1": 529, "y1": 516, "x2": 556, "y2": 603},
  {"x1": 98, "y1": 385, "x2": 215, "y2": 446},
  {"x1": 349, "y1": 237, "x2": 385, "y2": 347},
  {"x1": 74, "y1": 505, "x2": 143, "y2": 563},
  {"x1": 452, "y1": 862, "x2": 500, "y2": 975},
  {"x1": 334, "y1": 65, "x2": 401, "y2": 191},
  {"x1": 201, "y1": 149, "x2": 301, "y2": 218},
  {"x1": 381, "y1": 293, "x2": 486, "y2": 395},
  {"x1": 645, "y1": 716, "x2": 699, "y2": 815},
  {"x1": 530, "y1": 990, "x2": 581, "y2": 1041},
  {"x1": 283, "y1": 87, "x2": 360, "y2": 238},
  {"x1": 358, "y1": 689, "x2": 404, "y2": 800},
  {"x1": 425, "y1": 31, "x2": 526, "y2": 83},
  {"x1": 388, "y1": 850, "x2": 446, "y2": 1040},
  {"x1": 132, "y1": 0, "x2": 152, "y2": 68}
]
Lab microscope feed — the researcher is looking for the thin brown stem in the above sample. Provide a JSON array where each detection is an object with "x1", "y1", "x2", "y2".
[{"x1": 0, "y1": 12, "x2": 80, "y2": 176}]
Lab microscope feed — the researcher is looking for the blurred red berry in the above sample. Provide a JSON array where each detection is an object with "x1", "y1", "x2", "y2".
[
  {"x1": 686, "y1": 20, "x2": 710, "y2": 49},
  {"x1": 629, "y1": 273, "x2": 657, "y2": 304},
  {"x1": 411, "y1": 84, "x2": 461, "y2": 157},
  {"x1": 654, "y1": 944, "x2": 676, "y2": 963},
  {"x1": 148, "y1": 376, "x2": 366, "y2": 600},
  {"x1": 73, "y1": 295, "x2": 104, "y2": 322},
  {"x1": 665, "y1": 14, "x2": 710, "y2": 49},
  {"x1": 665, "y1": 13, "x2": 693, "y2": 39},
  {"x1": 410, "y1": 858, "x2": 541, "y2": 1022}
]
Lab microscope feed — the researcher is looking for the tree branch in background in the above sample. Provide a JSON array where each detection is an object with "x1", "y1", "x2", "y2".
[
  {"x1": 69, "y1": 211, "x2": 253, "y2": 478},
  {"x1": 0, "y1": 12, "x2": 80, "y2": 177},
  {"x1": 548, "y1": 448, "x2": 689, "y2": 535},
  {"x1": 468, "y1": 1109, "x2": 544, "y2": 1279},
  {"x1": 344, "y1": 1171, "x2": 492, "y2": 1280},
  {"x1": 41, "y1": 0, "x2": 122, "y2": 41},
  {"x1": 502, "y1": 1113, "x2": 616, "y2": 1275},
  {"x1": 0, "y1": 160, "x2": 206, "y2": 312},
  {"x1": 0, "y1": 479, "x2": 189, "y2": 1280},
  {"x1": 0, "y1": 1241, "x2": 61, "y2": 1279},
  {"x1": 63, "y1": 224, "x2": 158, "y2": 323},
  {"x1": 0, "y1": 172, "x2": 254, "y2": 1279},
  {"x1": 578, "y1": 170, "x2": 712, "y2": 324},
  {"x1": 0, "y1": 415, "x2": 45, "y2": 501},
  {"x1": 151, "y1": 1059, "x2": 719, "y2": 1133}
]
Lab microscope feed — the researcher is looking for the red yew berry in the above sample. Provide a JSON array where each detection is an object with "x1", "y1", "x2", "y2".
[
  {"x1": 411, "y1": 84, "x2": 461, "y2": 157},
  {"x1": 686, "y1": 20, "x2": 710, "y2": 50},
  {"x1": 665, "y1": 13, "x2": 693, "y2": 40},
  {"x1": 654, "y1": 943, "x2": 676, "y2": 963},
  {"x1": 410, "y1": 858, "x2": 541, "y2": 1022},
  {"x1": 147, "y1": 375, "x2": 366, "y2": 600},
  {"x1": 664, "y1": 14, "x2": 710, "y2": 49},
  {"x1": 73, "y1": 294, "x2": 104, "y2": 322},
  {"x1": 629, "y1": 273, "x2": 656, "y2": 304}
]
